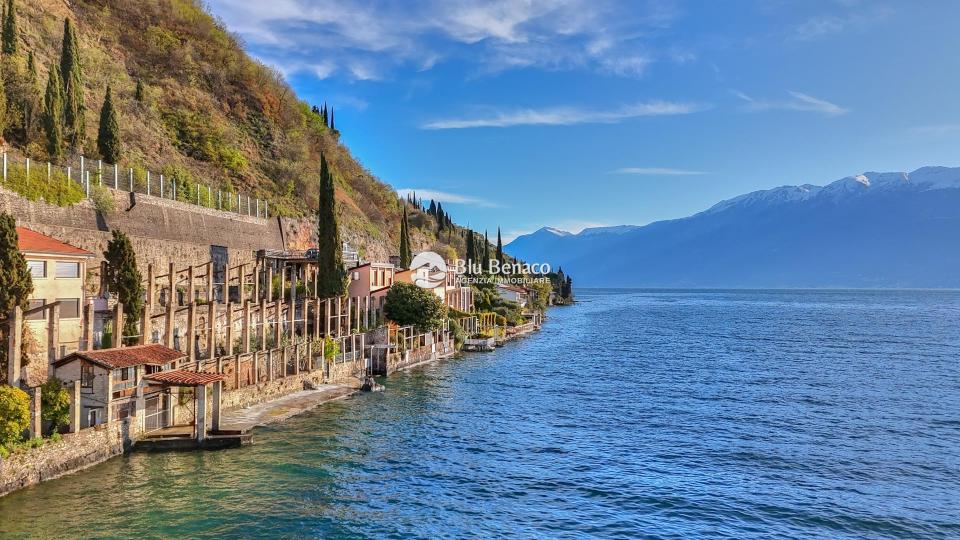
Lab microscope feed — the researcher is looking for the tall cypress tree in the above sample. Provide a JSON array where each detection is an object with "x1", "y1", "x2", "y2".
[
  {"x1": 1, "y1": 0, "x2": 15, "y2": 55},
  {"x1": 97, "y1": 85, "x2": 121, "y2": 164},
  {"x1": 496, "y1": 228, "x2": 504, "y2": 267},
  {"x1": 315, "y1": 153, "x2": 346, "y2": 298},
  {"x1": 103, "y1": 230, "x2": 143, "y2": 343},
  {"x1": 483, "y1": 230, "x2": 491, "y2": 272},
  {"x1": 134, "y1": 79, "x2": 144, "y2": 103},
  {"x1": 399, "y1": 206, "x2": 412, "y2": 269},
  {"x1": 60, "y1": 18, "x2": 85, "y2": 148},
  {"x1": 22, "y1": 51, "x2": 39, "y2": 140},
  {"x1": 465, "y1": 230, "x2": 476, "y2": 273},
  {"x1": 42, "y1": 65, "x2": 64, "y2": 160},
  {"x1": 0, "y1": 212, "x2": 33, "y2": 315}
]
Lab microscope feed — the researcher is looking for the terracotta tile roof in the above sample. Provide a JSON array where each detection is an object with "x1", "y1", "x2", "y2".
[
  {"x1": 16, "y1": 227, "x2": 93, "y2": 257},
  {"x1": 143, "y1": 369, "x2": 225, "y2": 386},
  {"x1": 56, "y1": 344, "x2": 185, "y2": 369}
]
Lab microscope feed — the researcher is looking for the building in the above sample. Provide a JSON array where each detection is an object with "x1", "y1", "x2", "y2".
[
  {"x1": 348, "y1": 262, "x2": 395, "y2": 299},
  {"x1": 52, "y1": 344, "x2": 185, "y2": 428},
  {"x1": 444, "y1": 266, "x2": 475, "y2": 313},
  {"x1": 496, "y1": 284, "x2": 530, "y2": 308},
  {"x1": 18, "y1": 227, "x2": 94, "y2": 357},
  {"x1": 395, "y1": 261, "x2": 446, "y2": 302}
]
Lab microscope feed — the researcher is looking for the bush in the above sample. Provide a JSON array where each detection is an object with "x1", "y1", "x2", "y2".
[
  {"x1": 1, "y1": 161, "x2": 85, "y2": 207},
  {"x1": 384, "y1": 282, "x2": 447, "y2": 332},
  {"x1": 89, "y1": 184, "x2": 116, "y2": 213},
  {"x1": 0, "y1": 386, "x2": 30, "y2": 448},
  {"x1": 448, "y1": 317, "x2": 465, "y2": 349},
  {"x1": 40, "y1": 379, "x2": 70, "y2": 432}
]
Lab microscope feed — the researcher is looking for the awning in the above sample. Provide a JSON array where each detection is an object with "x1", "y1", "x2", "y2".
[{"x1": 143, "y1": 370, "x2": 225, "y2": 386}]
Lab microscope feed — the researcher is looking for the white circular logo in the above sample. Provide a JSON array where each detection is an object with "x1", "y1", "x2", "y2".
[{"x1": 410, "y1": 251, "x2": 448, "y2": 289}]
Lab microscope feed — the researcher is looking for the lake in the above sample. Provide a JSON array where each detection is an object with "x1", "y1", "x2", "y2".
[{"x1": 1, "y1": 289, "x2": 958, "y2": 539}]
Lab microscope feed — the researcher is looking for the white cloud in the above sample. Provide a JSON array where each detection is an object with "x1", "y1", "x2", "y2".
[
  {"x1": 422, "y1": 100, "x2": 706, "y2": 129},
  {"x1": 395, "y1": 188, "x2": 501, "y2": 208},
  {"x1": 611, "y1": 167, "x2": 707, "y2": 175},
  {"x1": 734, "y1": 90, "x2": 848, "y2": 117}
]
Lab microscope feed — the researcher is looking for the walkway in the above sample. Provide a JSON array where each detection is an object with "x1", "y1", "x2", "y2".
[{"x1": 220, "y1": 385, "x2": 357, "y2": 431}]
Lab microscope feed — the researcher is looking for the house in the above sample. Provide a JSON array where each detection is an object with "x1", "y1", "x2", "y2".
[
  {"x1": 348, "y1": 262, "x2": 395, "y2": 299},
  {"x1": 496, "y1": 284, "x2": 530, "y2": 308},
  {"x1": 444, "y1": 265, "x2": 475, "y2": 313},
  {"x1": 18, "y1": 227, "x2": 94, "y2": 357},
  {"x1": 52, "y1": 344, "x2": 185, "y2": 428},
  {"x1": 395, "y1": 260, "x2": 447, "y2": 302}
]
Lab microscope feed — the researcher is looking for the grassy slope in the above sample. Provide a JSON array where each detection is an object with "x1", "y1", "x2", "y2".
[{"x1": 6, "y1": 0, "x2": 469, "y2": 261}]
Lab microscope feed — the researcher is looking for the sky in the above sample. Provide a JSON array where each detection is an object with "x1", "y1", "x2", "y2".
[{"x1": 206, "y1": 0, "x2": 960, "y2": 242}]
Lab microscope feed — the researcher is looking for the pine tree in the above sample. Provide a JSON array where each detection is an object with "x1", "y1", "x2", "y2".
[
  {"x1": 496, "y1": 227, "x2": 504, "y2": 267},
  {"x1": 103, "y1": 230, "x2": 143, "y2": 343},
  {"x1": 42, "y1": 65, "x2": 64, "y2": 160},
  {"x1": 0, "y1": 212, "x2": 33, "y2": 315},
  {"x1": 134, "y1": 79, "x2": 144, "y2": 103},
  {"x1": 315, "y1": 153, "x2": 347, "y2": 298},
  {"x1": 1, "y1": 0, "x2": 16, "y2": 55},
  {"x1": 97, "y1": 86, "x2": 121, "y2": 164},
  {"x1": 60, "y1": 18, "x2": 85, "y2": 148},
  {"x1": 399, "y1": 206, "x2": 412, "y2": 269}
]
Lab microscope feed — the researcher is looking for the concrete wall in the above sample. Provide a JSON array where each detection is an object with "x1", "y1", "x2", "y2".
[{"x1": 0, "y1": 419, "x2": 136, "y2": 498}]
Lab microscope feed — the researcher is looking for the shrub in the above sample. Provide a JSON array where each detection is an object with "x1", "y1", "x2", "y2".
[
  {"x1": 448, "y1": 317, "x2": 465, "y2": 349},
  {"x1": 384, "y1": 282, "x2": 447, "y2": 332},
  {"x1": 1, "y1": 161, "x2": 84, "y2": 207},
  {"x1": 40, "y1": 379, "x2": 70, "y2": 432},
  {"x1": 0, "y1": 386, "x2": 30, "y2": 448},
  {"x1": 89, "y1": 184, "x2": 116, "y2": 213}
]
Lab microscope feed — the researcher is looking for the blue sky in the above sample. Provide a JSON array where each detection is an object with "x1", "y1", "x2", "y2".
[{"x1": 206, "y1": 0, "x2": 960, "y2": 241}]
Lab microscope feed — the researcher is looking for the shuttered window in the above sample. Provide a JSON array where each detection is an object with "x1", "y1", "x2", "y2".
[
  {"x1": 55, "y1": 261, "x2": 80, "y2": 279},
  {"x1": 57, "y1": 298, "x2": 81, "y2": 319},
  {"x1": 27, "y1": 260, "x2": 46, "y2": 278}
]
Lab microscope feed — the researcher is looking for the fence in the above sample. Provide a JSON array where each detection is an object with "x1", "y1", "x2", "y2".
[{"x1": 1, "y1": 152, "x2": 270, "y2": 218}]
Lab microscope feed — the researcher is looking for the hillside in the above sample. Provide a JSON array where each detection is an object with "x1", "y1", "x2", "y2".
[
  {"x1": 0, "y1": 0, "x2": 468, "y2": 261},
  {"x1": 507, "y1": 167, "x2": 960, "y2": 288}
]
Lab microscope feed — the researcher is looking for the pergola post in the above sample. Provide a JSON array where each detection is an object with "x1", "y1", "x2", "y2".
[
  {"x1": 29, "y1": 388, "x2": 42, "y2": 439},
  {"x1": 165, "y1": 263, "x2": 175, "y2": 347},
  {"x1": 113, "y1": 302, "x2": 124, "y2": 348},
  {"x1": 186, "y1": 303, "x2": 196, "y2": 362},
  {"x1": 224, "y1": 302, "x2": 234, "y2": 357},
  {"x1": 83, "y1": 301, "x2": 94, "y2": 351},
  {"x1": 259, "y1": 299, "x2": 267, "y2": 351},
  {"x1": 195, "y1": 384, "x2": 207, "y2": 443},
  {"x1": 47, "y1": 303, "x2": 60, "y2": 365},
  {"x1": 211, "y1": 381, "x2": 222, "y2": 431},
  {"x1": 241, "y1": 301, "x2": 251, "y2": 353},
  {"x1": 274, "y1": 300, "x2": 282, "y2": 346},
  {"x1": 69, "y1": 380, "x2": 81, "y2": 433},
  {"x1": 252, "y1": 261, "x2": 260, "y2": 301},
  {"x1": 187, "y1": 264, "x2": 195, "y2": 304},
  {"x1": 142, "y1": 264, "x2": 154, "y2": 345},
  {"x1": 207, "y1": 301, "x2": 216, "y2": 359},
  {"x1": 7, "y1": 307, "x2": 22, "y2": 386},
  {"x1": 266, "y1": 264, "x2": 274, "y2": 302},
  {"x1": 206, "y1": 262, "x2": 214, "y2": 303}
]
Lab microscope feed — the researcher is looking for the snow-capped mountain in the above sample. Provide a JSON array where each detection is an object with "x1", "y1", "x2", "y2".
[{"x1": 506, "y1": 166, "x2": 960, "y2": 287}]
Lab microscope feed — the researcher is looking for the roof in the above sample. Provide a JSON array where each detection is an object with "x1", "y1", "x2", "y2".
[
  {"x1": 55, "y1": 344, "x2": 184, "y2": 369},
  {"x1": 497, "y1": 284, "x2": 529, "y2": 294},
  {"x1": 16, "y1": 227, "x2": 94, "y2": 257},
  {"x1": 143, "y1": 369, "x2": 225, "y2": 386}
]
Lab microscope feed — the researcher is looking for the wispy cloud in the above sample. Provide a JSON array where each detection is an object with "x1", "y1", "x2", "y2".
[
  {"x1": 611, "y1": 167, "x2": 706, "y2": 176},
  {"x1": 910, "y1": 124, "x2": 960, "y2": 136},
  {"x1": 422, "y1": 100, "x2": 706, "y2": 129},
  {"x1": 395, "y1": 188, "x2": 501, "y2": 208},
  {"x1": 734, "y1": 90, "x2": 848, "y2": 117},
  {"x1": 791, "y1": 7, "x2": 893, "y2": 42}
]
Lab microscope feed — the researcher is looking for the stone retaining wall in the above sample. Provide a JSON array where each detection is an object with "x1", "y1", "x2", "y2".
[{"x1": 0, "y1": 419, "x2": 136, "y2": 498}]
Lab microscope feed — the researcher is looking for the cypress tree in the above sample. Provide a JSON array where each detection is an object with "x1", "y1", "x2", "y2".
[
  {"x1": 399, "y1": 206, "x2": 412, "y2": 269},
  {"x1": 329, "y1": 108, "x2": 336, "y2": 132},
  {"x1": 1, "y1": 0, "x2": 15, "y2": 55},
  {"x1": 22, "y1": 51, "x2": 38, "y2": 139},
  {"x1": 42, "y1": 65, "x2": 64, "y2": 160},
  {"x1": 428, "y1": 199, "x2": 436, "y2": 216},
  {"x1": 134, "y1": 79, "x2": 144, "y2": 103},
  {"x1": 496, "y1": 228, "x2": 504, "y2": 266},
  {"x1": 0, "y1": 212, "x2": 33, "y2": 315},
  {"x1": 60, "y1": 18, "x2": 85, "y2": 148},
  {"x1": 465, "y1": 230, "x2": 476, "y2": 273},
  {"x1": 103, "y1": 230, "x2": 143, "y2": 343},
  {"x1": 97, "y1": 85, "x2": 121, "y2": 164},
  {"x1": 483, "y1": 230, "x2": 490, "y2": 272},
  {"x1": 315, "y1": 153, "x2": 347, "y2": 298}
]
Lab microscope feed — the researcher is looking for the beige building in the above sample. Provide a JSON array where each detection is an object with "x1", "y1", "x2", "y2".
[
  {"x1": 347, "y1": 262, "x2": 396, "y2": 299},
  {"x1": 18, "y1": 227, "x2": 94, "y2": 357}
]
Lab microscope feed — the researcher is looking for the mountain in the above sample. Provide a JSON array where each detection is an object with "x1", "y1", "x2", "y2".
[
  {"x1": 507, "y1": 167, "x2": 960, "y2": 288},
  {"x1": 1, "y1": 0, "x2": 467, "y2": 260}
]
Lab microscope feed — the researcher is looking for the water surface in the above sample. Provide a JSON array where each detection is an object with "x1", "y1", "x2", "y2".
[{"x1": 1, "y1": 289, "x2": 958, "y2": 539}]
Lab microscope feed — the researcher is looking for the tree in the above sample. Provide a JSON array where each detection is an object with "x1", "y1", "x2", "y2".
[
  {"x1": 42, "y1": 65, "x2": 64, "y2": 159},
  {"x1": 0, "y1": 64, "x2": 6, "y2": 138},
  {"x1": 465, "y1": 229, "x2": 476, "y2": 273},
  {"x1": 60, "y1": 18, "x2": 85, "y2": 148},
  {"x1": 103, "y1": 230, "x2": 143, "y2": 343},
  {"x1": 0, "y1": 385, "x2": 29, "y2": 448},
  {"x1": 398, "y1": 206, "x2": 412, "y2": 269},
  {"x1": 383, "y1": 282, "x2": 446, "y2": 332},
  {"x1": 496, "y1": 227, "x2": 504, "y2": 266},
  {"x1": 1, "y1": 0, "x2": 15, "y2": 55},
  {"x1": 97, "y1": 86, "x2": 121, "y2": 164},
  {"x1": 0, "y1": 212, "x2": 32, "y2": 315},
  {"x1": 40, "y1": 378, "x2": 70, "y2": 432},
  {"x1": 483, "y1": 230, "x2": 490, "y2": 272},
  {"x1": 22, "y1": 51, "x2": 39, "y2": 140},
  {"x1": 134, "y1": 79, "x2": 144, "y2": 103},
  {"x1": 315, "y1": 153, "x2": 346, "y2": 298}
]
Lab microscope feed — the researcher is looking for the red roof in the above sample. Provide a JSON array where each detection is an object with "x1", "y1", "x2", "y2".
[
  {"x1": 56, "y1": 344, "x2": 184, "y2": 369},
  {"x1": 144, "y1": 369, "x2": 225, "y2": 386},
  {"x1": 16, "y1": 227, "x2": 93, "y2": 257}
]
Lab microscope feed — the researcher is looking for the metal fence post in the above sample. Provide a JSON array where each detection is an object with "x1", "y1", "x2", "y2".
[
  {"x1": 2, "y1": 152, "x2": 6, "y2": 182},
  {"x1": 80, "y1": 155, "x2": 85, "y2": 184},
  {"x1": 98, "y1": 160, "x2": 103, "y2": 186},
  {"x1": 114, "y1": 164, "x2": 119, "y2": 189},
  {"x1": 159, "y1": 174, "x2": 164, "y2": 198},
  {"x1": 25, "y1": 158, "x2": 29, "y2": 181},
  {"x1": 147, "y1": 171, "x2": 151, "y2": 196},
  {"x1": 129, "y1": 168, "x2": 134, "y2": 192}
]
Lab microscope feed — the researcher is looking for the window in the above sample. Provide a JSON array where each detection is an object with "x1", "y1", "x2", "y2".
[
  {"x1": 27, "y1": 260, "x2": 46, "y2": 278},
  {"x1": 81, "y1": 363, "x2": 94, "y2": 388},
  {"x1": 25, "y1": 299, "x2": 45, "y2": 320},
  {"x1": 55, "y1": 261, "x2": 80, "y2": 279},
  {"x1": 56, "y1": 298, "x2": 80, "y2": 319}
]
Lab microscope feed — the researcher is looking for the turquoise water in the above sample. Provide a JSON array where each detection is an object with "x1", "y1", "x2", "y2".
[{"x1": 1, "y1": 289, "x2": 959, "y2": 539}]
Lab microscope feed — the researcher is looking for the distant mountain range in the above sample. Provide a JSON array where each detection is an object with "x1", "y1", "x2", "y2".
[{"x1": 506, "y1": 167, "x2": 960, "y2": 288}]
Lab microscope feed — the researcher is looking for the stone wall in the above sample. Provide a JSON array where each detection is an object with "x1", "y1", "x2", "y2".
[
  {"x1": 220, "y1": 355, "x2": 364, "y2": 411},
  {"x1": 0, "y1": 419, "x2": 136, "y2": 498},
  {"x1": 0, "y1": 186, "x2": 284, "y2": 271}
]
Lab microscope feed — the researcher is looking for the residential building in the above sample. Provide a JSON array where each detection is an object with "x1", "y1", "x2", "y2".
[
  {"x1": 496, "y1": 284, "x2": 530, "y2": 308},
  {"x1": 445, "y1": 266, "x2": 475, "y2": 313},
  {"x1": 348, "y1": 262, "x2": 395, "y2": 299}
]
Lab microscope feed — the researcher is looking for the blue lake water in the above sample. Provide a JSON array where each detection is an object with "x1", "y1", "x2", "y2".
[{"x1": 1, "y1": 289, "x2": 958, "y2": 539}]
